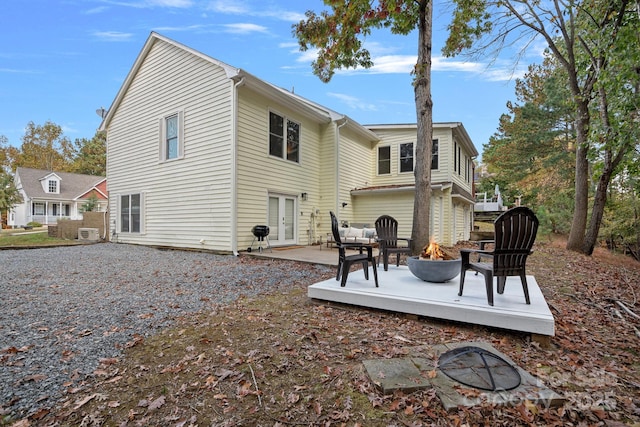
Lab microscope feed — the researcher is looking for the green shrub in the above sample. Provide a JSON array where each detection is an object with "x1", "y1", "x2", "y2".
[{"x1": 27, "y1": 221, "x2": 42, "y2": 228}]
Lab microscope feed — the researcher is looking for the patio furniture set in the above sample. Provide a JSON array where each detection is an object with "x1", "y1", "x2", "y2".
[{"x1": 330, "y1": 207, "x2": 539, "y2": 307}]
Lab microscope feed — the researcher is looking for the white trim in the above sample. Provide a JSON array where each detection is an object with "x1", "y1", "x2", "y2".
[
  {"x1": 377, "y1": 145, "x2": 391, "y2": 176},
  {"x1": 398, "y1": 141, "x2": 415, "y2": 174},
  {"x1": 159, "y1": 109, "x2": 185, "y2": 162}
]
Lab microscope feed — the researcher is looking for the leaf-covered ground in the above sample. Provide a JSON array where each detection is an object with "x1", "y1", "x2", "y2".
[{"x1": 16, "y1": 238, "x2": 640, "y2": 426}]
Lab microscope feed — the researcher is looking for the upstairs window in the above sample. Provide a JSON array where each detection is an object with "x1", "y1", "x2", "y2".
[
  {"x1": 399, "y1": 142, "x2": 414, "y2": 173},
  {"x1": 48, "y1": 180, "x2": 58, "y2": 193},
  {"x1": 431, "y1": 139, "x2": 439, "y2": 170},
  {"x1": 160, "y1": 111, "x2": 184, "y2": 161},
  {"x1": 269, "y1": 112, "x2": 300, "y2": 163},
  {"x1": 378, "y1": 146, "x2": 391, "y2": 175},
  {"x1": 453, "y1": 141, "x2": 458, "y2": 173}
]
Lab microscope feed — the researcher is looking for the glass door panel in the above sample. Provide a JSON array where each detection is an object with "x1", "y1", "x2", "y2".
[{"x1": 268, "y1": 194, "x2": 296, "y2": 245}]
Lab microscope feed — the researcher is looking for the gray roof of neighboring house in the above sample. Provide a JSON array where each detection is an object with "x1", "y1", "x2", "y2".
[{"x1": 16, "y1": 167, "x2": 106, "y2": 201}]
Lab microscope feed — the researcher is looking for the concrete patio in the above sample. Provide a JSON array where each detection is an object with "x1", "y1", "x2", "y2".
[{"x1": 247, "y1": 244, "x2": 555, "y2": 337}]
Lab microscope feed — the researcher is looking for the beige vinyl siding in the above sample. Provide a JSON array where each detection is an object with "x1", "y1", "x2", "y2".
[
  {"x1": 369, "y1": 127, "x2": 415, "y2": 187},
  {"x1": 352, "y1": 191, "x2": 414, "y2": 236},
  {"x1": 107, "y1": 38, "x2": 234, "y2": 251},
  {"x1": 431, "y1": 194, "x2": 445, "y2": 244},
  {"x1": 315, "y1": 125, "x2": 337, "y2": 241},
  {"x1": 368, "y1": 126, "x2": 455, "y2": 186},
  {"x1": 235, "y1": 87, "x2": 325, "y2": 248},
  {"x1": 336, "y1": 126, "x2": 374, "y2": 225},
  {"x1": 451, "y1": 137, "x2": 474, "y2": 193}
]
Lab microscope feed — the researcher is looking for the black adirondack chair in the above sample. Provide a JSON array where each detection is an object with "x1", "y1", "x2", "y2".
[
  {"x1": 330, "y1": 211, "x2": 378, "y2": 287},
  {"x1": 374, "y1": 215, "x2": 412, "y2": 271},
  {"x1": 459, "y1": 207, "x2": 539, "y2": 306}
]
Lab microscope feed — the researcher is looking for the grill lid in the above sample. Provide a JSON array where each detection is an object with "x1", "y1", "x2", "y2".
[
  {"x1": 252, "y1": 225, "x2": 270, "y2": 237},
  {"x1": 438, "y1": 346, "x2": 521, "y2": 391}
]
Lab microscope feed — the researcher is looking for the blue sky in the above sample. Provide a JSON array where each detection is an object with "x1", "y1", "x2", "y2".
[{"x1": 1, "y1": 0, "x2": 544, "y2": 158}]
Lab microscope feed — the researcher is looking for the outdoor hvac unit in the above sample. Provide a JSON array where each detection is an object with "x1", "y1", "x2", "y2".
[{"x1": 78, "y1": 228, "x2": 100, "y2": 242}]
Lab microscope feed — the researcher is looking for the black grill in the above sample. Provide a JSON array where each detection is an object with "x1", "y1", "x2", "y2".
[
  {"x1": 251, "y1": 225, "x2": 270, "y2": 239},
  {"x1": 248, "y1": 225, "x2": 271, "y2": 252}
]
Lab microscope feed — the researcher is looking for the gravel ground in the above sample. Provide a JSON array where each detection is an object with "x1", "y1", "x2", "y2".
[{"x1": 0, "y1": 243, "x2": 333, "y2": 420}]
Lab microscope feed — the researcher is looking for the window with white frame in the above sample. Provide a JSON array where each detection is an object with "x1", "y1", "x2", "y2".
[
  {"x1": 48, "y1": 180, "x2": 58, "y2": 193},
  {"x1": 399, "y1": 142, "x2": 414, "y2": 173},
  {"x1": 32, "y1": 202, "x2": 45, "y2": 215},
  {"x1": 269, "y1": 111, "x2": 300, "y2": 163},
  {"x1": 378, "y1": 146, "x2": 391, "y2": 175},
  {"x1": 160, "y1": 111, "x2": 183, "y2": 161},
  {"x1": 119, "y1": 193, "x2": 143, "y2": 233}
]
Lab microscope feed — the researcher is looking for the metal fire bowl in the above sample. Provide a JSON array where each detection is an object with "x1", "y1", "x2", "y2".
[{"x1": 407, "y1": 256, "x2": 461, "y2": 283}]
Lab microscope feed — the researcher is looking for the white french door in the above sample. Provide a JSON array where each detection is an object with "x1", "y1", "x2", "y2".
[{"x1": 268, "y1": 194, "x2": 297, "y2": 245}]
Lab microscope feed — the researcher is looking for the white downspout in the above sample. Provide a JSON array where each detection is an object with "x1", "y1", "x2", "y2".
[
  {"x1": 231, "y1": 76, "x2": 245, "y2": 256},
  {"x1": 334, "y1": 117, "x2": 348, "y2": 222}
]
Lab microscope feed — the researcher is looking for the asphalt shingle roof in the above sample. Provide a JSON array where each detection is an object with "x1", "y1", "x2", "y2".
[{"x1": 16, "y1": 167, "x2": 105, "y2": 201}]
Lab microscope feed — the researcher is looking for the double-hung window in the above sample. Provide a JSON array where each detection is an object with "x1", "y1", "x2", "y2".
[
  {"x1": 32, "y1": 203, "x2": 45, "y2": 215},
  {"x1": 431, "y1": 139, "x2": 439, "y2": 170},
  {"x1": 399, "y1": 142, "x2": 414, "y2": 173},
  {"x1": 378, "y1": 146, "x2": 391, "y2": 175},
  {"x1": 120, "y1": 193, "x2": 143, "y2": 233},
  {"x1": 269, "y1": 111, "x2": 300, "y2": 163},
  {"x1": 48, "y1": 180, "x2": 58, "y2": 193},
  {"x1": 160, "y1": 111, "x2": 184, "y2": 161}
]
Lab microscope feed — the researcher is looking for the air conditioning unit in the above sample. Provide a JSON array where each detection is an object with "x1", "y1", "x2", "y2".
[{"x1": 78, "y1": 228, "x2": 100, "y2": 242}]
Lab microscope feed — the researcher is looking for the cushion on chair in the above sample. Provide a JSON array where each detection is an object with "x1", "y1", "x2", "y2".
[
  {"x1": 346, "y1": 227, "x2": 363, "y2": 238},
  {"x1": 363, "y1": 228, "x2": 376, "y2": 239}
]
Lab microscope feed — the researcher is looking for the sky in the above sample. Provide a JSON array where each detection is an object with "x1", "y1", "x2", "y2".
[{"x1": 1, "y1": 0, "x2": 545, "y2": 159}]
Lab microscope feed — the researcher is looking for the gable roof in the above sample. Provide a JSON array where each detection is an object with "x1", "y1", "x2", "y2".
[
  {"x1": 99, "y1": 32, "x2": 379, "y2": 142},
  {"x1": 15, "y1": 167, "x2": 106, "y2": 201}
]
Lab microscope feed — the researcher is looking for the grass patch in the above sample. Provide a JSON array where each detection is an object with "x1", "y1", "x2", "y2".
[{"x1": 0, "y1": 231, "x2": 78, "y2": 247}]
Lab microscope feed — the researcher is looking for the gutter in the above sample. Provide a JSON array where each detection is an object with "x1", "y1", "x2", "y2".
[
  {"x1": 335, "y1": 117, "x2": 348, "y2": 220},
  {"x1": 350, "y1": 183, "x2": 452, "y2": 196},
  {"x1": 231, "y1": 76, "x2": 245, "y2": 256}
]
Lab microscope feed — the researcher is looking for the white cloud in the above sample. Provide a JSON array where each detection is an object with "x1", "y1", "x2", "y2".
[
  {"x1": 279, "y1": 42, "x2": 299, "y2": 49},
  {"x1": 207, "y1": 0, "x2": 304, "y2": 22},
  {"x1": 92, "y1": 31, "x2": 134, "y2": 42},
  {"x1": 84, "y1": 6, "x2": 108, "y2": 14},
  {"x1": 99, "y1": 0, "x2": 192, "y2": 8},
  {"x1": 146, "y1": 0, "x2": 193, "y2": 6},
  {"x1": 207, "y1": 0, "x2": 248, "y2": 14},
  {"x1": 327, "y1": 93, "x2": 378, "y2": 111},
  {"x1": 222, "y1": 23, "x2": 269, "y2": 34},
  {"x1": 0, "y1": 68, "x2": 39, "y2": 74},
  {"x1": 291, "y1": 51, "x2": 524, "y2": 82},
  {"x1": 153, "y1": 24, "x2": 207, "y2": 32}
]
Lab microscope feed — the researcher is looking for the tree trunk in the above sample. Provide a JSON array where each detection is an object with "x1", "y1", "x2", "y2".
[
  {"x1": 411, "y1": 0, "x2": 433, "y2": 255},
  {"x1": 566, "y1": 101, "x2": 590, "y2": 252}
]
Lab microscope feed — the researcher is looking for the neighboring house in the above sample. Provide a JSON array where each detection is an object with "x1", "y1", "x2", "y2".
[
  {"x1": 100, "y1": 32, "x2": 478, "y2": 253},
  {"x1": 9, "y1": 167, "x2": 107, "y2": 227}
]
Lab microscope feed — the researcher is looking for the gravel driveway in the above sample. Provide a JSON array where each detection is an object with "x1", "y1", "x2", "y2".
[{"x1": 0, "y1": 243, "x2": 333, "y2": 420}]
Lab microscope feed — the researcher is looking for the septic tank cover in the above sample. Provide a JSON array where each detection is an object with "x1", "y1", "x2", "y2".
[{"x1": 438, "y1": 346, "x2": 521, "y2": 391}]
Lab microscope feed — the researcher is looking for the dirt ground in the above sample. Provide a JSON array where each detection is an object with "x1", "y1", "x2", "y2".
[{"x1": 10, "y1": 237, "x2": 640, "y2": 426}]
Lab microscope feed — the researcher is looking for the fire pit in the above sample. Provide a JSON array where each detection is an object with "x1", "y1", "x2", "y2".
[{"x1": 407, "y1": 239, "x2": 461, "y2": 283}]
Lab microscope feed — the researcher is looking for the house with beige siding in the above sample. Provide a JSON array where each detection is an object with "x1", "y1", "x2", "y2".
[{"x1": 100, "y1": 32, "x2": 477, "y2": 253}]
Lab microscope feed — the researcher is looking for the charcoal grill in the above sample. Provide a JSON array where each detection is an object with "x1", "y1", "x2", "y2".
[{"x1": 248, "y1": 225, "x2": 271, "y2": 253}]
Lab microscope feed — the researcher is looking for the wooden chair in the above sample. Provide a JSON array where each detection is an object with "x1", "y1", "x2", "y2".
[
  {"x1": 459, "y1": 207, "x2": 539, "y2": 306},
  {"x1": 374, "y1": 215, "x2": 412, "y2": 271},
  {"x1": 330, "y1": 211, "x2": 378, "y2": 287}
]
